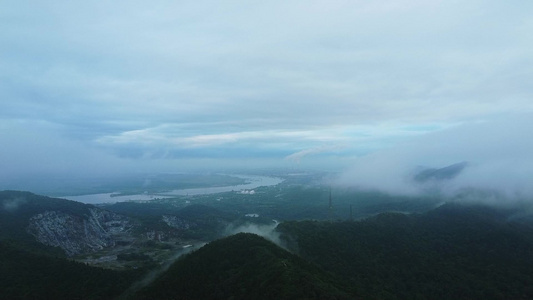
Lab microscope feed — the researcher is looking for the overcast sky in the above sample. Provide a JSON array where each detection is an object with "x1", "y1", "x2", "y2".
[{"x1": 1, "y1": 1, "x2": 532, "y2": 191}]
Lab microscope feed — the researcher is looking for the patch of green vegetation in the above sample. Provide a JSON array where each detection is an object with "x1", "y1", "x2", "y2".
[
  {"x1": 0, "y1": 241, "x2": 144, "y2": 299},
  {"x1": 105, "y1": 202, "x2": 240, "y2": 241},
  {"x1": 117, "y1": 253, "x2": 152, "y2": 261},
  {"x1": 277, "y1": 203, "x2": 533, "y2": 299},
  {"x1": 134, "y1": 233, "x2": 359, "y2": 300},
  {"x1": 111, "y1": 181, "x2": 438, "y2": 222}
]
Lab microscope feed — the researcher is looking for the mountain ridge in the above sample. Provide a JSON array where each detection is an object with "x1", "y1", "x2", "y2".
[{"x1": 134, "y1": 232, "x2": 359, "y2": 300}]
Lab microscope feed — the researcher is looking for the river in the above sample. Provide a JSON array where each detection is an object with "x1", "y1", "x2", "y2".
[{"x1": 64, "y1": 175, "x2": 283, "y2": 204}]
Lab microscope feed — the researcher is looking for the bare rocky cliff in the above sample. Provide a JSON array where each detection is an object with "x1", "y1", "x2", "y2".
[{"x1": 27, "y1": 208, "x2": 133, "y2": 256}]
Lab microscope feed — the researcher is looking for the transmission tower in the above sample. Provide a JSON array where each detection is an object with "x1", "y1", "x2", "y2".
[{"x1": 328, "y1": 188, "x2": 333, "y2": 221}]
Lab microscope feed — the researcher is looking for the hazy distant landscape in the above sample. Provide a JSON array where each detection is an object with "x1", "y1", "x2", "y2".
[
  {"x1": 2, "y1": 0, "x2": 533, "y2": 299},
  {"x1": 3, "y1": 171, "x2": 533, "y2": 299}
]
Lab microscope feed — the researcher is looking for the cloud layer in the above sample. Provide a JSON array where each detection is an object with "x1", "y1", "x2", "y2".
[
  {"x1": 337, "y1": 116, "x2": 533, "y2": 201},
  {"x1": 1, "y1": 1, "x2": 532, "y2": 186}
]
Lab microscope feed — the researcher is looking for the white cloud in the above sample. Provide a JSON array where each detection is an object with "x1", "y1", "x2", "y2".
[
  {"x1": 224, "y1": 221, "x2": 283, "y2": 248},
  {"x1": 337, "y1": 115, "x2": 533, "y2": 201},
  {"x1": 285, "y1": 145, "x2": 347, "y2": 163},
  {"x1": 0, "y1": 0, "x2": 532, "y2": 183}
]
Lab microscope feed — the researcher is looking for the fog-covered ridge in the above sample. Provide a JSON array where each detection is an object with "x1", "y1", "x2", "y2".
[{"x1": 337, "y1": 117, "x2": 533, "y2": 205}]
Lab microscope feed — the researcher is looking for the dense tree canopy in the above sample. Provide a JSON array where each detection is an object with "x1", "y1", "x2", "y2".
[
  {"x1": 134, "y1": 233, "x2": 359, "y2": 300},
  {"x1": 278, "y1": 203, "x2": 533, "y2": 299},
  {"x1": 0, "y1": 241, "x2": 143, "y2": 299}
]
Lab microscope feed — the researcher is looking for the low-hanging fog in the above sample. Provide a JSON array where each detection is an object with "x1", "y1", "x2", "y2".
[
  {"x1": 337, "y1": 115, "x2": 533, "y2": 204},
  {"x1": 224, "y1": 221, "x2": 283, "y2": 248}
]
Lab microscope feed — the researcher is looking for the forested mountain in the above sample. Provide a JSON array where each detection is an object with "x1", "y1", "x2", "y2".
[
  {"x1": 0, "y1": 191, "x2": 134, "y2": 256},
  {"x1": 278, "y1": 203, "x2": 533, "y2": 299},
  {"x1": 0, "y1": 241, "x2": 142, "y2": 299},
  {"x1": 105, "y1": 202, "x2": 238, "y2": 240},
  {"x1": 414, "y1": 162, "x2": 468, "y2": 182},
  {"x1": 4, "y1": 189, "x2": 533, "y2": 300},
  {"x1": 134, "y1": 233, "x2": 359, "y2": 300}
]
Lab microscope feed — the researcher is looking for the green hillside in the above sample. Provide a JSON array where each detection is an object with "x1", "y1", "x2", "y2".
[
  {"x1": 134, "y1": 233, "x2": 359, "y2": 300},
  {"x1": 5, "y1": 189, "x2": 533, "y2": 300},
  {"x1": 0, "y1": 241, "x2": 142, "y2": 300},
  {"x1": 278, "y1": 203, "x2": 533, "y2": 299}
]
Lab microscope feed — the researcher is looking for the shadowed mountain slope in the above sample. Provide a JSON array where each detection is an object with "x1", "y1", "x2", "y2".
[
  {"x1": 0, "y1": 241, "x2": 142, "y2": 300},
  {"x1": 134, "y1": 233, "x2": 359, "y2": 300},
  {"x1": 278, "y1": 203, "x2": 533, "y2": 300},
  {"x1": 414, "y1": 162, "x2": 468, "y2": 182}
]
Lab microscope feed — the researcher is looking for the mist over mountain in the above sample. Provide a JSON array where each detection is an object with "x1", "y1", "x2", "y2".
[
  {"x1": 337, "y1": 117, "x2": 533, "y2": 206},
  {"x1": 2, "y1": 0, "x2": 533, "y2": 299},
  {"x1": 1, "y1": 1, "x2": 532, "y2": 190},
  {"x1": 414, "y1": 162, "x2": 468, "y2": 183}
]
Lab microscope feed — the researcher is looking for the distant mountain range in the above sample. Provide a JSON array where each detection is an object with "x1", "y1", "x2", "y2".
[{"x1": 414, "y1": 161, "x2": 468, "y2": 182}]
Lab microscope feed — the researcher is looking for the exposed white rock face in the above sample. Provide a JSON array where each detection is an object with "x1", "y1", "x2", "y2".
[
  {"x1": 88, "y1": 208, "x2": 132, "y2": 234},
  {"x1": 27, "y1": 208, "x2": 133, "y2": 256}
]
